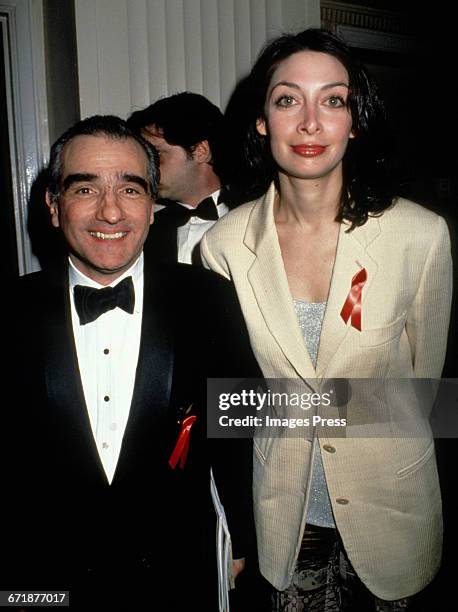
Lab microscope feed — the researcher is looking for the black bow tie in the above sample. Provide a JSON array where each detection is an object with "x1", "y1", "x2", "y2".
[
  {"x1": 73, "y1": 276, "x2": 135, "y2": 325},
  {"x1": 165, "y1": 197, "x2": 219, "y2": 225}
]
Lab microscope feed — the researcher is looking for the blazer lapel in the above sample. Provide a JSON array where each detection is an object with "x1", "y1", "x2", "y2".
[
  {"x1": 244, "y1": 184, "x2": 381, "y2": 381},
  {"x1": 315, "y1": 219, "x2": 380, "y2": 378},
  {"x1": 245, "y1": 185, "x2": 317, "y2": 380}
]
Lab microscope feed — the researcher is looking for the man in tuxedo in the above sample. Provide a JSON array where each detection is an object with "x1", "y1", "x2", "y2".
[
  {"x1": 3, "y1": 115, "x2": 258, "y2": 610},
  {"x1": 127, "y1": 92, "x2": 230, "y2": 265}
]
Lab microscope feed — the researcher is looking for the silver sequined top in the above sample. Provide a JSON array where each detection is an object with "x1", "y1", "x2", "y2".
[{"x1": 293, "y1": 299, "x2": 335, "y2": 528}]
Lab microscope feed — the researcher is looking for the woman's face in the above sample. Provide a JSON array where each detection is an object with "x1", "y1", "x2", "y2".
[{"x1": 257, "y1": 50, "x2": 354, "y2": 182}]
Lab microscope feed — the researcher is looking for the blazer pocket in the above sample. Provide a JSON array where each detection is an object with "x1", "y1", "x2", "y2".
[
  {"x1": 359, "y1": 311, "x2": 407, "y2": 347},
  {"x1": 396, "y1": 441, "x2": 435, "y2": 479}
]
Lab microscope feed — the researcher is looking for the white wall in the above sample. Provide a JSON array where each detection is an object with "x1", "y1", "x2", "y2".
[{"x1": 74, "y1": 0, "x2": 320, "y2": 118}]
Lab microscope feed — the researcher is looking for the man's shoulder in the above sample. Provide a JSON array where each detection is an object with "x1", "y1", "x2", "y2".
[
  {"x1": 13, "y1": 270, "x2": 48, "y2": 305},
  {"x1": 146, "y1": 263, "x2": 242, "y2": 332},
  {"x1": 150, "y1": 200, "x2": 178, "y2": 223},
  {"x1": 15, "y1": 263, "x2": 66, "y2": 292},
  {"x1": 12, "y1": 265, "x2": 67, "y2": 320},
  {"x1": 151, "y1": 261, "x2": 233, "y2": 294},
  {"x1": 6, "y1": 271, "x2": 50, "y2": 337},
  {"x1": 16, "y1": 269, "x2": 46, "y2": 288}
]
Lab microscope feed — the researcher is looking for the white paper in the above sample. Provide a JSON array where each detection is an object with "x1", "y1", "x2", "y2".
[{"x1": 210, "y1": 468, "x2": 233, "y2": 612}]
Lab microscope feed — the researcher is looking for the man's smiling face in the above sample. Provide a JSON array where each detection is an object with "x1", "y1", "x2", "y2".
[{"x1": 46, "y1": 134, "x2": 154, "y2": 285}]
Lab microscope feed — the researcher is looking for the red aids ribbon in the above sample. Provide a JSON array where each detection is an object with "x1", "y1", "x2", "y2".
[
  {"x1": 340, "y1": 268, "x2": 367, "y2": 331},
  {"x1": 169, "y1": 415, "x2": 197, "y2": 470}
]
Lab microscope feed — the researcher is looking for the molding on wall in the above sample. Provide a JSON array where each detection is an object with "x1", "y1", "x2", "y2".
[
  {"x1": 321, "y1": 1, "x2": 411, "y2": 35},
  {"x1": 335, "y1": 24, "x2": 415, "y2": 54},
  {"x1": 1, "y1": 0, "x2": 48, "y2": 274},
  {"x1": 321, "y1": 1, "x2": 416, "y2": 54}
]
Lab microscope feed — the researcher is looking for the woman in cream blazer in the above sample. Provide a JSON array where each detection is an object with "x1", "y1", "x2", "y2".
[{"x1": 202, "y1": 29, "x2": 452, "y2": 611}]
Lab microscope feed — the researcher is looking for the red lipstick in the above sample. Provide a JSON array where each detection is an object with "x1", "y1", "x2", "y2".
[{"x1": 291, "y1": 145, "x2": 327, "y2": 157}]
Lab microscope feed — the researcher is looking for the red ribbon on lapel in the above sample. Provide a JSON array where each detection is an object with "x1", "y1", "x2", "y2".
[
  {"x1": 340, "y1": 268, "x2": 367, "y2": 331},
  {"x1": 169, "y1": 415, "x2": 197, "y2": 470}
]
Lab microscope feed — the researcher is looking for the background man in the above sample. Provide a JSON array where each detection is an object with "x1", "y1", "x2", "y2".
[
  {"x1": 127, "y1": 92, "x2": 230, "y2": 264},
  {"x1": 2, "y1": 115, "x2": 258, "y2": 610}
]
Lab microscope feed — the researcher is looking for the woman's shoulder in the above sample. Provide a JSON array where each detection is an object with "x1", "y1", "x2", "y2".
[
  {"x1": 206, "y1": 195, "x2": 263, "y2": 240},
  {"x1": 376, "y1": 197, "x2": 449, "y2": 236},
  {"x1": 368, "y1": 197, "x2": 451, "y2": 258},
  {"x1": 383, "y1": 197, "x2": 445, "y2": 223}
]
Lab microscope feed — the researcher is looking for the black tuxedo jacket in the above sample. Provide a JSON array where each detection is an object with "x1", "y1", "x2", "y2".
[
  {"x1": 144, "y1": 200, "x2": 183, "y2": 263},
  {"x1": 144, "y1": 195, "x2": 229, "y2": 265},
  {"x1": 2, "y1": 257, "x2": 261, "y2": 608}
]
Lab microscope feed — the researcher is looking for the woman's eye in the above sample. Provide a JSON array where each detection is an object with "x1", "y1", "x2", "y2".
[
  {"x1": 275, "y1": 95, "x2": 296, "y2": 108},
  {"x1": 327, "y1": 95, "x2": 345, "y2": 108}
]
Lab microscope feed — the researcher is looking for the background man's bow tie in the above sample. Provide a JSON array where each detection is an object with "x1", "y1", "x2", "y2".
[
  {"x1": 73, "y1": 276, "x2": 135, "y2": 325},
  {"x1": 166, "y1": 197, "x2": 219, "y2": 225}
]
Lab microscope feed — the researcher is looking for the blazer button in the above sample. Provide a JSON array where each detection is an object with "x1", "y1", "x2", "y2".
[
  {"x1": 336, "y1": 498, "x2": 349, "y2": 505},
  {"x1": 323, "y1": 444, "x2": 336, "y2": 453}
]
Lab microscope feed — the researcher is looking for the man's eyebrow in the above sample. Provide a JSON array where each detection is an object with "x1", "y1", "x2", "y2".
[
  {"x1": 62, "y1": 173, "x2": 97, "y2": 191},
  {"x1": 62, "y1": 173, "x2": 150, "y2": 193},
  {"x1": 120, "y1": 174, "x2": 149, "y2": 192}
]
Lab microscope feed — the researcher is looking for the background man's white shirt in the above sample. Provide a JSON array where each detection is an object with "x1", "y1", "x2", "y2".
[{"x1": 168, "y1": 190, "x2": 228, "y2": 264}]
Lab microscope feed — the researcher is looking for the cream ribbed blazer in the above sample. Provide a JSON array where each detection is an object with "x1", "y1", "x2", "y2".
[{"x1": 201, "y1": 183, "x2": 453, "y2": 600}]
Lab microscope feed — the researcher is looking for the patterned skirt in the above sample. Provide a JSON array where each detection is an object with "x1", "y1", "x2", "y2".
[{"x1": 271, "y1": 525, "x2": 411, "y2": 612}]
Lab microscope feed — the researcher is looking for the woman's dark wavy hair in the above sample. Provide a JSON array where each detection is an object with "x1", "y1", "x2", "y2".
[
  {"x1": 47, "y1": 115, "x2": 160, "y2": 202},
  {"x1": 240, "y1": 28, "x2": 395, "y2": 228}
]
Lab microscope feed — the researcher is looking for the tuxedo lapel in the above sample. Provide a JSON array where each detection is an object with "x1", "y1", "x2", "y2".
[
  {"x1": 144, "y1": 204, "x2": 179, "y2": 263},
  {"x1": 113, "y1": 260, "x2": 174, "y2": 482},
  {"x1": 41, "y1": 266, "x2": 108, "y2": 484},
  {"x1": 40, "y1": 260, "x2": 175, "y2": 486},
  {"x1": 315, "y1": 219, "x2": 380, "y2": 378}
]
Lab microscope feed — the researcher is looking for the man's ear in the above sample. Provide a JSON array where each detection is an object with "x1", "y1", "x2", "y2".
[
  {"x1": 256, "y1": 117, "x2": 267, "y2": 136},
  {"x1": 45, "y1": 190, "x2": 60, "y2": 228},
  {"x1": 192, "y1": 140, "x2": 212, "y2": 164},
  {"x1": 149, "y1": 202, "x2": 155, "y2": 225}
]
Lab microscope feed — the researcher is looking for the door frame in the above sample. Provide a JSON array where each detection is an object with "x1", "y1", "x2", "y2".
[{"x1": 1, "y1": 0, "x2": 49, "y2": 274}]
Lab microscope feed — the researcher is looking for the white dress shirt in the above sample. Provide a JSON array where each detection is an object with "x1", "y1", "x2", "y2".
[
  {"x1": 69, "y1": 254, "x2": 144, "y2": 483},
  {"x1": 176, "y1": 190, "x2": 228, "y2": 264}
]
